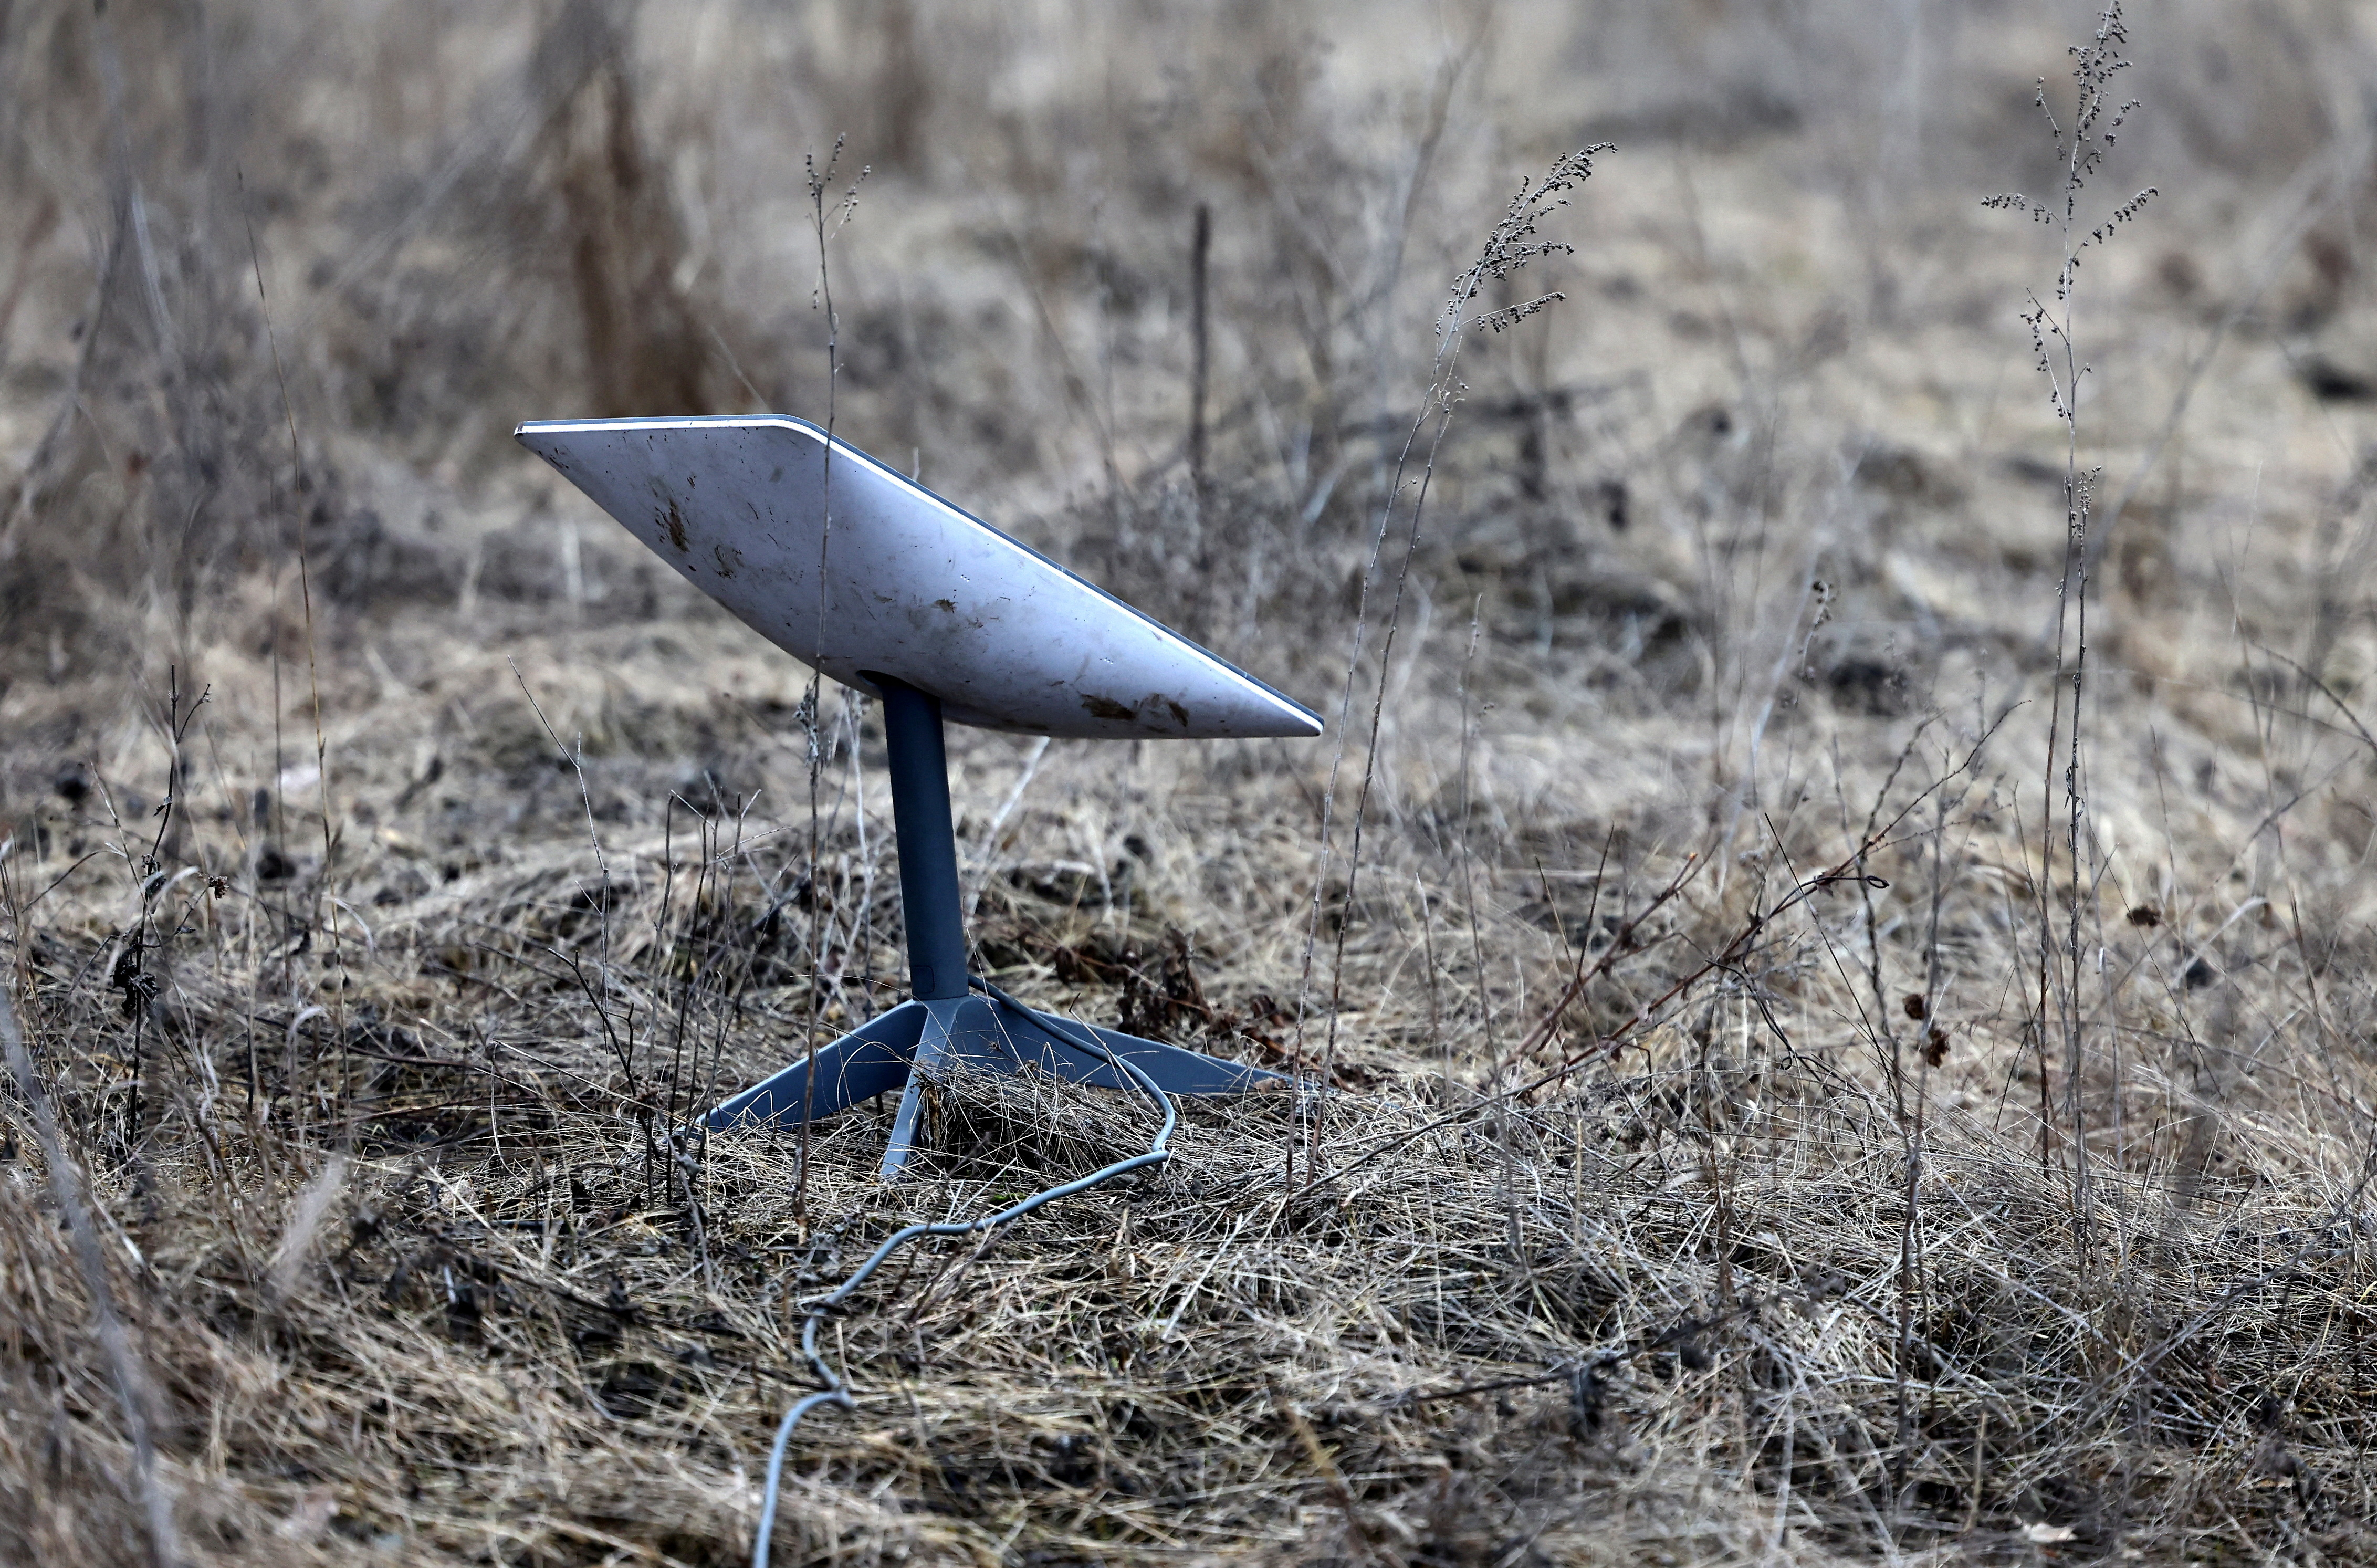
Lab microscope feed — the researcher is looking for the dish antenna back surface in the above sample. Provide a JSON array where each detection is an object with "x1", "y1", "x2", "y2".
[{"x1": 517, "y1": 415, "x2": 1318, "y2": 1177}]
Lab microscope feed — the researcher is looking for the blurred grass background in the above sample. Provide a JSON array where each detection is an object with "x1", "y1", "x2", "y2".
[{"x1": 5, "y1": 3, "x2": 2377, "y2": 1564}]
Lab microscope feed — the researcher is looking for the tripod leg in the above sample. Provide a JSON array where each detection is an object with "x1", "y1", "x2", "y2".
[
  {"x1": 879, "y1": 996, "x2": 1005, "y2": 1179},
  {"x1": 876, "y1": 995, "x2": 1291, "y2": 1178},
  {"x1": 979, "y1": 995, "x2": 1288, "y2": 1095},
  {"x1": 703, "y1": 1000, "x2": 927, "y2": 1130}
]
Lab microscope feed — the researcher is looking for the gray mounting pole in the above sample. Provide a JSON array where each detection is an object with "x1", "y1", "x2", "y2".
[
  {"x1": 876, "y1": 676, "x2": 969, "y2": 1176},
  {"x1": 876, "y1": 677, "x2": 968, "y2": 1001}
]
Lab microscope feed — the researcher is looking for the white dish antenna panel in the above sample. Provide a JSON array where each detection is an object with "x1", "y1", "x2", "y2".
[{"x1": 514, "y1": 415, "x2": 1319, "y2": 740}]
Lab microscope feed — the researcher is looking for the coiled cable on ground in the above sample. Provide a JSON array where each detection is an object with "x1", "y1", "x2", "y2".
[{"x1": 750, "y1": 977, "x2": 1180, "y2": 1568}]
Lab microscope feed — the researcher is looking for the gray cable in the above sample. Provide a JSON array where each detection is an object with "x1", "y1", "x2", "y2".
[{"x1": 751, "y1": 980, "x2": 1178, "y2": 1568}]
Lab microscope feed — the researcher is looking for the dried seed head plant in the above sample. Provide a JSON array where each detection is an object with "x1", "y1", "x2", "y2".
[
  {"x1": 1296, "y1": 143, "x2": 1612, "y2": 1185},
  {"x1": 796, "y1": 135, "x2": 869, "y2": 1229},
  {"x1": 1984, "y1": 1, "x2": 2159, "y2": 1246}
]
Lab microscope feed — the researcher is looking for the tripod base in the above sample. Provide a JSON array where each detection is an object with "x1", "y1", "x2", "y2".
[{"x1": 705, "y1": 987, "x2": 1284, "y2": 1179}]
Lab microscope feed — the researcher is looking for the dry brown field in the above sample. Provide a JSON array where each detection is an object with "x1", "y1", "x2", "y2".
[{"x1": 5, "y1": 3, "x2": 2377, "y2": 1563}]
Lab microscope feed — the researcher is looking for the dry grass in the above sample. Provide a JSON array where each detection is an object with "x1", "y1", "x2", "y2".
[{"x1": 6, "y1": 2, "x2": 2377, "y2": 1563}]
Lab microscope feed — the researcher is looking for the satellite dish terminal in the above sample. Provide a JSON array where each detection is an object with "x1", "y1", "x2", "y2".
[{"x1": 518, "y1": 415, "x2": 1318, "y2": 1178}]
